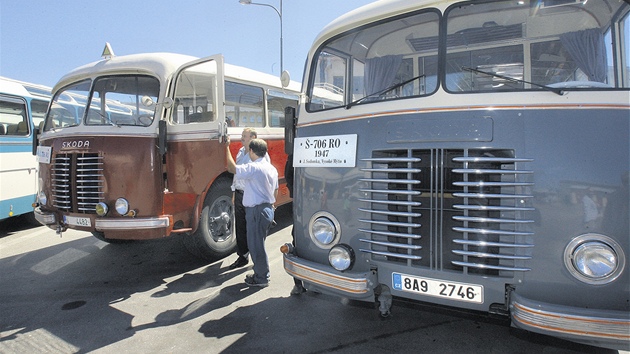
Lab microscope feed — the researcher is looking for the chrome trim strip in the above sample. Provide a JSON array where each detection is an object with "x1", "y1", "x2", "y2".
[
  {"x1": 359, "y1": 208, "x2": 421, "y2": 218},
  {"x1": 96, "y1": 217, "x2": 169, "y2": 230},
  {"x1": 358, "y1": 228, "x2": 420, "y2": 239},
  {"x1": 452, "y1": 250, "x2": 531, "y2": 260},
  {"x1": 452, "y1": 261, "x2": 530, "y2": 271},
  {"x1": 34, "y1": 207, "x2": 56, "y2": 225},
  {"x1": 359, "y1": 248, "x2": 422, "y2": 260},
  {"x1": 511, "y1": 298, "x2": 630, "y2": 342},
  {"x1": 283, "y1": 255, "x2": 369, "y2": 294},
  {"x1": 453, "y1": 239, "x2": 533, "y2": 248},
  {"x1": 360, "y1": 238, "x2": 422, "y2": 250}
]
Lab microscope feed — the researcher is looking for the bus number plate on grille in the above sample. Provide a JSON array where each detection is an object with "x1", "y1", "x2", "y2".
[
  {"x1": 392, "y1": 273, "x2": 484, "y2": 304},
  {"x1": 64, "y1": 215, "x2": 91, "y2": 227}
]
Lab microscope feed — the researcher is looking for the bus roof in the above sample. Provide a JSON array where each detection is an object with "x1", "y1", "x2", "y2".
[
  {"x1": 311, "y1": 0, "x2": 452, "y2": 55},
  {"x1": 0, "y1": 76, "x2": 52, "y2": 99},
  {"x1": 53, "y1": 52, "x2": 300, "y2": 93}
]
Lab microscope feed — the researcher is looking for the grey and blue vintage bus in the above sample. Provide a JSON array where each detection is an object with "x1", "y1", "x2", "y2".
[{"x1": 282, "y1": 0, "x2": 629, "y2": 350}]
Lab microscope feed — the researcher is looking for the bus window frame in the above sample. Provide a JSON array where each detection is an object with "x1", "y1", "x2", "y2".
[
  {"x1": 305, "y1": 8, "x2": 442, "y2": 113},
  {"x1": 167, "y1": 55, "x2": 225, "y2": 134}
]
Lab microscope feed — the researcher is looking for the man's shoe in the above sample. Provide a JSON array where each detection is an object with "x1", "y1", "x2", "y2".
[
  {"x1": 290, "y1": 284, "x2": 306, "y2": 296},
  {"x1": 244, "y1": 275, "x2": 269, "y2": 288},
  {"x1": 229, "y1": 257, "x2": 248, "y2": 270}
]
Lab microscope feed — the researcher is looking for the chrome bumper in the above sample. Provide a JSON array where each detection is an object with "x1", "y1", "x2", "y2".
[
  {"x1": 283, "y1": 253, "x2": 375, "y2": 298},
  {"x1": 34, "y1": 207, "x2": 56, "y2": 225},
  {"x1": 33, "y1": 207, "x2": 169, "y2": 231},
  {"x1": 510, "y1": 293, "x2": 630, "y2": 350},
  {"x1": 96, "y1": 217, "x2": 169, "y2": 230}
]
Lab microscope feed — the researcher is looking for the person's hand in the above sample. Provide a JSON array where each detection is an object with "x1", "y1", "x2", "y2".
[{"x1": 224, "y1": 135, "x2": 231, "y2": 145}]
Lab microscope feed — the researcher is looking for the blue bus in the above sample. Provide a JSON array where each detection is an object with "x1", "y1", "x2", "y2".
[{"x1": 0, "y1": 77, "x2": 51, "y2": 222}]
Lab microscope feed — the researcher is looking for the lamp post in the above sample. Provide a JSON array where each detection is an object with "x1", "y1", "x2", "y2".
[{"x1": 239, "y1": 0, "x2": 287, "y2": 85}]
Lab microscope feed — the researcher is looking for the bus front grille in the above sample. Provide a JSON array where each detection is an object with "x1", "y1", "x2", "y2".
[
  {"x1": 51, "y1": 153, "x2": 104, "y2": 214},
  {"x1": 358, "y1": 149, "x2": 535, "y2": 278}
]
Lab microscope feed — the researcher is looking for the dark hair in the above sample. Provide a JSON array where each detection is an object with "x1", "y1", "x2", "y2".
[{"x1": 248, "y1": 138, "x2": 268, "y2": 157}]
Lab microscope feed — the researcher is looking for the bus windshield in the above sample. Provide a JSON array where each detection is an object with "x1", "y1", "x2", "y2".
[
  {"x1": 44, "y1": 75, "x2": 160, "y2": 130},
  {"x1": 307, "y1": 0, "x2": 629, "y2": 111}
]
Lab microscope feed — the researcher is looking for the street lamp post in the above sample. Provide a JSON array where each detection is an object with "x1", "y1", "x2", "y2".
[{"x1": 239, "y1": 0, "x2": 287, "y2": 86}]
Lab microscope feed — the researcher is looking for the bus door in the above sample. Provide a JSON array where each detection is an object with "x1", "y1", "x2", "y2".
[{"x1": 164, "y1": 55, "x2": 226, "y2": 231}]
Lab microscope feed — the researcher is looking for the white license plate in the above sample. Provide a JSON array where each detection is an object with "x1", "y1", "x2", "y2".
[
  {"x1": 392, "y1": 273, "x2": 484, "y2": 304},
  {"x1": 64, "y1": 215, "x2": 91, "y2": 227}
]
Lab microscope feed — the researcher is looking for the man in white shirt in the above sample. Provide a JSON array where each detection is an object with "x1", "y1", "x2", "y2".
[
  {"x1": 229, "y1": 128, "x2": 270, "y2": 270},
  {"x1": 226, "y1": 137, "x2": 278, "y2": 287}
]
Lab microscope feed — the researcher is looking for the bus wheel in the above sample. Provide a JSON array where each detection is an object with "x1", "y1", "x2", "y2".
[
  {"x1": 184, "y1": 178, "x2": 237, "y2": 260},
  {"x1": 91, "y1": 231, "x2": 129, "y2": 244}
]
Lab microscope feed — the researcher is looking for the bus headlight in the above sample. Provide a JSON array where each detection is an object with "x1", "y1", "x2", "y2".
[
  {"x1": 115, "y1": 198, "x2": 129, "y2": 216},
  {"x1": 308, "y1": 211, "x2": 340, "y2": 249},
  {"x1": 329, "y1": 244, "x2": 355, "y2": 271},
  {"x1": 38, "y1": 190, "x2": 47, "y2": 206},
  {"x1": 564, "y1": 233, "x2": 625, "y2": 285},
  {"x1": 95, "y1": 202, "x2": 109, "y2": 216}
]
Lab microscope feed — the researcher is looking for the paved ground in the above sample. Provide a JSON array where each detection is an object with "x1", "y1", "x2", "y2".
[{"x1": 0, "y1": 207, "x2": 625, "y2": 354}]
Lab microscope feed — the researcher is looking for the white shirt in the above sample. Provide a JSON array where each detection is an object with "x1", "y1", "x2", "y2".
[
  {"x1": 235, "y1": 157, "x2": 278, "y2": 207},
  {"x1": 231, "y1": 146, "x2": 270, "y2": 191}
]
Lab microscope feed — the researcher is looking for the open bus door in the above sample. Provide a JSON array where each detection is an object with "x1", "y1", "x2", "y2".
[{"x1": 163, "y1": 55, "x2": 235, "y2": 259}]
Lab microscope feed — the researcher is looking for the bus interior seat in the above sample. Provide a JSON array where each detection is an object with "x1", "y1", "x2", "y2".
[
  {"x1": 17, "y1": 121, "x2": 28, "y2": 134},
  {"x1": 6, "y1": 124, "x2": 18, "y2": 135},
  {"x1": 0, "y1": 125, "x2": 5, "y2": 135},
  {"x1": 188, "y1": 112, "x2": 213, "y2": 123}
]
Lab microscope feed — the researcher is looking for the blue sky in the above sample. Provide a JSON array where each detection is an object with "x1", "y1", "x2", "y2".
[{"x1": 0, "y1": 0, "x2": 374, "y2": 88}]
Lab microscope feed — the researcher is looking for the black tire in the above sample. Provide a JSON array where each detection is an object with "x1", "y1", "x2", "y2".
[{"x1": 183, "y1": 178, "x2": 237, "y2": 260}]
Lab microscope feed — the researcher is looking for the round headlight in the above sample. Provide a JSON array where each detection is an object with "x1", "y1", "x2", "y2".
[
  {"x1": 329, "y1": 244, "x2": 355, "y2": 271},
  {"x1": 308, "y1": 212, "x2": 340, "y2": 249},
  {"x1": 564, "y1": 234, "x2": 625, "y2": 285},
  {"x1": 38, "y1": 190, "x2": 47, "y2": 206},
  {"x1": 95, "y1": 202, "x2": 109, "y2": 216},
  {"x1": 115, "y1": 198, "x2": 129, "y2": 216}
]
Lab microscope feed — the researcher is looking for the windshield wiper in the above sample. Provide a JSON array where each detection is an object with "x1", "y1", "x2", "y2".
[
  {"x1": 346, "y1": 74, "x2": 426, "y2": 109},
  {"x1": 462, "y1": 67, "x2": 564, "y2": 96}
]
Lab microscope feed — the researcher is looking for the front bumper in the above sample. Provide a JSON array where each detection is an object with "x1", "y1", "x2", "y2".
[
  {"x1": 34, "y1": 207, "x2": 170, "y2": 231},
  {"x1": 34, "y1": 206, "x2": 56, "y2": 225},
  {"x1": 510, "y1": 293, "x2": 630, "y2": 350},
  {"x1": 283, "y1": 253, "x2": 376, "y2": 300},
  {"x1": 95, "y1": 217, "x2": 170, "y2": 230}
]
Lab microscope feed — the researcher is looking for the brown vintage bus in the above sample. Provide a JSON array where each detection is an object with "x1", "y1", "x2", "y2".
[{"x1": 34, "y1": 49, "x2": 299, "y2": 260}]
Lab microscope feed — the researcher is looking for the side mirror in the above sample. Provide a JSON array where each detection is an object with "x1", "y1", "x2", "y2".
[
  {"x1": 284, "y1": 106, "x2": 296, "y2": 154},
  {"x1": 32, "y1": 127, "x2": 40, "y2": 156},
  {"x1": 158, "y1": 120, "x2": 167, "y2": 155}
]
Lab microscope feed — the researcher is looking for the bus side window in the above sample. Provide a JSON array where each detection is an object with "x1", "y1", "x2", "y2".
[
  {"x1": 0, "y1": 97, "x2": 29, "y2": 136},
  {"x1": 225, "y1": 81, "x2": 264, "y2": 128}
]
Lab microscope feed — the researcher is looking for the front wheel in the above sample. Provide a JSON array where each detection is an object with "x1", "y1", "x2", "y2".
[{"x1": 183, "y1": 178, "x2": 237, "y2": 260}]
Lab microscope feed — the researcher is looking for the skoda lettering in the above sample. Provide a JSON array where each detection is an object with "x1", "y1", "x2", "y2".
[{"x1": 62, "y1": 140, "x2": 91, "y2": 149}]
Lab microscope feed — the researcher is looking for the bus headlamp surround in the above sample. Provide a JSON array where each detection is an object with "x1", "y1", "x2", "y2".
[
  {"x1": 564, "y1": 233, "x2": 625, "y2": 285},
  {"x1": 38, "y1": 190, "x2": 47, "y2": 206},
  {"x1": 115, "y1": 198, "x2": 129, "y2": 216},
  {"x1": 95, "y1": 202, "x2": 109, "y2": 216},
  {"x1": 308, "y1": 211, "x2": 341, "y2": 249},
  {"x1": 329, "y1": 244, "x2": 355, "y2": 271},
  {"x1": 37, "y1": 178, "x2": 47, "y2": 205}
]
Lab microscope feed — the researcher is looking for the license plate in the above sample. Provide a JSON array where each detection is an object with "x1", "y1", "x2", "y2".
[
  {"x1": 392, "y1": 273, "x2": 484, "y2": 304},
  {"x1": 64, "y1": 215, "x2": 91, "y2": 227}
]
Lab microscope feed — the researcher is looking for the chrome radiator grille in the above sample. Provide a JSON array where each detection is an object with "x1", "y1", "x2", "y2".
[
  {"x1": 358, "y1": 149, "x2": 534, "y2": 278},
  {"x1": 51, "y1": 153, "x2": 104, "y2": 213}
]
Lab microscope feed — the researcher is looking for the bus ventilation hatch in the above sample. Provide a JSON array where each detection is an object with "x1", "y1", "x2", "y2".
[
  {"x1": 51, "y1": 153, "x2": 104, "y2": 214},
  {"x1": 358, "y1": 149, "x2": 535, "y2": 278}
]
